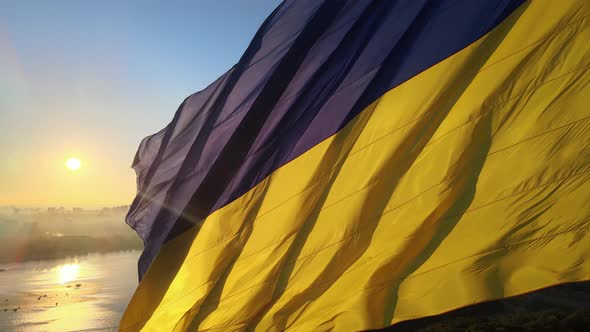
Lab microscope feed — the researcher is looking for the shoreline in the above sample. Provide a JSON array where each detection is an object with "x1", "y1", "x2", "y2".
[{"x1": 0, "y1": 234, "x2": 142, "y2": 265}]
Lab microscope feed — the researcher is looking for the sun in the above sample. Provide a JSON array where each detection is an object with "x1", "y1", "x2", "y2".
[{"x1": 66, "y1": 157, "x2": 82, "y2": 171}]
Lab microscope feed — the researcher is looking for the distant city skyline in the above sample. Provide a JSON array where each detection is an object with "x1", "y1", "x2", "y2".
[
  {"x1": 1, "y1": 205, "x2": 130, "y2": 213},
  {"x1": 1, "y1": 0, "x2": 281, "y2": 207}
]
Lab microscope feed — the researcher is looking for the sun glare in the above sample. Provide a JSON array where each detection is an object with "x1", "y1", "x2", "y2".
[
  {"x1": 66, "y1": 157, "x2": 82, "y2": 171},
  {"x1": 57, "y1": 263, "x2": 80, "y2": 284}
]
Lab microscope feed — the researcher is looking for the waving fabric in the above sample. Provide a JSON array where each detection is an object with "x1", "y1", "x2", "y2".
[{"x1": 121, "y1": 1, "x2": 590, "y2": 331}]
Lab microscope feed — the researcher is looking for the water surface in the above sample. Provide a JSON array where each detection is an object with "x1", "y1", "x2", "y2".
[{"x1": 0, "y1": 251, "x2": 140, "y2": 331}]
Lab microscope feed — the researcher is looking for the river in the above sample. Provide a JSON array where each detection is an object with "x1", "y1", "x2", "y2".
[{"x1": 0, "y1": 250, "x2": 140, "y2": 331}]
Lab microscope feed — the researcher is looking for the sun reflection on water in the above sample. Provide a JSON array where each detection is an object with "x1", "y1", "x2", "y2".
[
  {"x1": 0, "y1": 251, "x2": 141, "y2": 331},
  {"x1": 56, "y1": 263, "x2": 80, "y2": 284}
]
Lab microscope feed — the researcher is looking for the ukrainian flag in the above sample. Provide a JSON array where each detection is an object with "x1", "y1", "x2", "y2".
[{"x1": 121, "y1": 0, "x2": 590, "y2": 330}]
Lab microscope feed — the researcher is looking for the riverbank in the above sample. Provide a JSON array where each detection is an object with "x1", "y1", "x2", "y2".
[{"x1": 0, "y1": 234, "x2": 142, "y2": 264}]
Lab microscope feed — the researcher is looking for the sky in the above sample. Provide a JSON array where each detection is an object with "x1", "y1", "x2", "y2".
[{"x1": 0, "y1": 0, "x2": 281, "y2": 208}]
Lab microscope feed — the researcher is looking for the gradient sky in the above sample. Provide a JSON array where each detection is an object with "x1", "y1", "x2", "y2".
[{"x1": 0, "y1": 0, "x2": 281, "y2": 207}]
